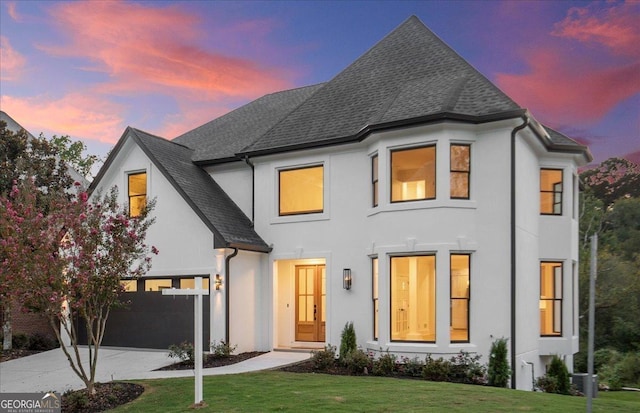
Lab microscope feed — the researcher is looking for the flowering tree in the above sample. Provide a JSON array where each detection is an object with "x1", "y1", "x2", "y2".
[{"x1": 1, "y1": 180, "x2": 157, "y2": 394}]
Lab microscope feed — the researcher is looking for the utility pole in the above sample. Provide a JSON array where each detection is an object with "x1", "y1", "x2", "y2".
[{"x1": 587, "y1": 234, "x2": 597, "y2": 412}]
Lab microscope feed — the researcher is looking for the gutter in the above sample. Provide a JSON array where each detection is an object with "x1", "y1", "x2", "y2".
[
  {"x1": 224, "y1": 248, "x2": 239, "y2": 344},
  {"x1": 510, "y1": 114, "x2": 530, "y2": 389},
  {"x1": 243, "y1": 156, "x2": 255, "y2": 225}
]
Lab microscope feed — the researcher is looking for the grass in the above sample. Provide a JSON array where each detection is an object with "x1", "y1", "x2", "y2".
[{"x1": 111, "y1": 372, "x2": 640, "y2": 412}]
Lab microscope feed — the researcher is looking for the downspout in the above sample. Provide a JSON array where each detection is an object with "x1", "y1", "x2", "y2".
[
  {"x1": 243, "y1": 156, "x2": 255, "y2": 225},
  {"x1": 510, "y1": 114, "x2": 529, "y2": 389},
  {"x1": 225, "y1": 247, "x2": 239, "y2": 344},
  {"x1": 523, "y1": 360, "x2": 535, "y2": 390}
]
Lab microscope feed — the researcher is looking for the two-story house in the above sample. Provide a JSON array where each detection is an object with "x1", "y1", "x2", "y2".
[{"x1": 89, "y1": 16, "x2": 591, "y2": 390}]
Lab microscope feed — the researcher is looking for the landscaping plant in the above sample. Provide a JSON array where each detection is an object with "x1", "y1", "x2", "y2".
[
  {"x1": 488, "y1": 337, "x2": 510, "y2": 387},
  {"x1": 339, "y1": 321, "x2": 357, "y2": 361}
]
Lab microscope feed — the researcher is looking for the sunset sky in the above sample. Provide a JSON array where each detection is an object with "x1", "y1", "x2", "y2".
[{"x1": 1, "y1": 0, "x2": 638, "y2": 166}]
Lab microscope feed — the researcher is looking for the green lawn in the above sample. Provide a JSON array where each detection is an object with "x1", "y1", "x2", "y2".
[{"x1": 111, "y1": 372, "x2": 640, "y2": 412}]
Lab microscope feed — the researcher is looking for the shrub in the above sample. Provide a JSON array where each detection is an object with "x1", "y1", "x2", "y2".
[
  {"x1": 210, "y1": 340, "x2": 237, "y2": 358},
  {"x1": 547, "y1": 355, "x2": 571, "y2": 395},
  {"x1": 63, "y1": 389, "x2": 88, "y2": 410},
  {"x1": 12, "y1": 333, "x2": 29, "y2": 349},
  {"x1": 422, "y1": 355, "x2": 451, "y2": 382},
  {"x1": 598, "y1": 351, "x2": 640, "y2": 389},
  {"x1": 373, "y1": 352, "x2": 397, "y2": 376},
  {"x1": 339, "y1": 322, "x2": 357, "y2": 361},
  {"x1": 28, "y1": 333, "x2": 58, "y2": 351},
  {"x1": 449, "y1": 351, "x2": 486, "y2": 384},
  {"x1": 168, "y1": 341, "x2": 194, "y2": 363},
  {"x1": 398, "y1": 356, "x2": 425, "y2": 378},
  {"x1": 342, "y1": 348, "x2": 372, "y2": 374},
  {"x1": 535, "y1": 375, "x2": 559, "y2": 393},
  {"x1": 487, "y1": 338, "x2": 510, "y2": 387},
  {"x1": 312, "y1": 345, "x2": 337, "y2": 371}
]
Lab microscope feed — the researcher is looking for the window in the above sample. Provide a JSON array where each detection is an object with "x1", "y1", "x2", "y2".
[
  {"x1": 128, "y1": 172, "x2": 147, "y2": 217},
  {"x1": 450, "y1": 144, "x2": 470, "y2": 199},
  {"x1": 180, "y1": 278, "x2": 210, "y2": 290},
  {"x1": 144, "y1": 279, "x2": 172, "y2": 292},
  {"x1": 391, "y1": 255, "x2": 436, "y2": 342},
  {"x1": 450, "y1": 254, "x2": 470, "y2": 342},
  {"x1": 372, "y1": 155, "x2": 379, "y2": 207},
  {"x1": 540, "y1": 262, "x2": 562, "y2": 336},
  {"x1": 540, "y1": 169, "x2": 563, "y2": 215},
  {"x1": 372, "y1": 257, "x2": 379, "y2": 340},
  {"x1": 391, "y1": 146, "x2": 435, "y2": 202},
  {"x1": 121, "y1": 280, "x2": 137, "y2": 292},
  {"x1": 279, "y1": 165, "x2": 323, "y2": 215}
]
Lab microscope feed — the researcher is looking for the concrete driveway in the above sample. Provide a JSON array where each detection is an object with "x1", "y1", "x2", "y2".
[{"x1": 0, "y1": 347, "x2": 310, "y2": 394}]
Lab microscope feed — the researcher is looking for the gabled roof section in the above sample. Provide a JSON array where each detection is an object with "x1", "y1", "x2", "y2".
[
  {"x1": 173, "y1": 84, "x2": 324, "y2": 164},
  {"x1": 543, "y1": 125, "x2": 593, "y2": 161},
  {"x1": 90, "y1": 127, "x2": 270, "y2": 252},
  {"x1": 239, "y1": 15, "x2": 523, "y2": 156}
]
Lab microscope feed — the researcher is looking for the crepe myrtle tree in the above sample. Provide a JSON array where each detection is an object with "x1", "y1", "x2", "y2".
[{"x1": 2, "y1": 179, "x2": 157, "y2": 394}]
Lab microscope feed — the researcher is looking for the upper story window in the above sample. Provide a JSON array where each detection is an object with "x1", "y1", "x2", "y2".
[
  {"x1": 540, "y1": 262, "x2": 562, "y2": 336},
  {"x1": 540, "y1": 169, "x2": 563, "y2": 215},
  {"x1": 279, "y1": 165, "x2": 324, "y2": 216},
  {"x1": 372, "y1": 155, "x2": 379, "y2": 207},
  {"x1": 450, "y1": 144, "x2": 470, "y2": 199},
  {"x1": 128, "y1": 172, "x2": 147, "y2": 217},
  {"x1": 391, "y1": 146, "x2": 436, "y2": 203}
]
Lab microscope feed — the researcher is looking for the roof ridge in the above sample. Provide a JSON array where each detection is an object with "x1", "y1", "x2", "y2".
[{"x1": 129, "y1": 127, "x2": 194, "y2": 150}]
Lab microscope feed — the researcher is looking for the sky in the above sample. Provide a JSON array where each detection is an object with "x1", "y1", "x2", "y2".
[{"x1": 1, "y1": 0, "x2": 638, "y2": 167}]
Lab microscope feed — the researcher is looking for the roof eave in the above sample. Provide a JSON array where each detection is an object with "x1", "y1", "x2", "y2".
[{"x1": 237, "y1": 109, "x2": 528, "y2": 158}]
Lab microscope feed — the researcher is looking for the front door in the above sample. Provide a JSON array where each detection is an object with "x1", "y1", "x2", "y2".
[{"x1": 295, "y1": 265, "x2": 326, "y2": 342}]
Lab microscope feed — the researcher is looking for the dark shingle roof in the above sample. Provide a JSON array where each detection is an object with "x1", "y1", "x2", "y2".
[
  {"x1": 92, "y1": 127, "x2": 269, "y2": 252},
  {"x1": 239, "y1": 16, "x2": 522, "y2": 156},
  {"x1": 173, "y1": 84, "x2": 324, "y2": 163}
]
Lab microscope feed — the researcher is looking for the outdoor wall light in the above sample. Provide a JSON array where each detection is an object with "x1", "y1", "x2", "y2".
[
  {"x1": 343, "y1": 268, "x2": 352, "y2": 290},
  {"x1": 215, "y1": 274, "x2": 222, "y2": 291}
]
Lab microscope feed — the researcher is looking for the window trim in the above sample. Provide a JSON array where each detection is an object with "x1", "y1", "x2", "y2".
[
  {"x1": 450, "y1": 144, "x2": 470, "y2": 200},
  {"x1": 127, "y1": 171, "x2": 147, "y2": 217},
  {"x1": 372, "y1": 257, "x2": 379, "y2": 341},
  {"x1": 390, "y1": 145, "x2": 437, "y2": 204},
  {"x1": 372, "y1": 154, "x2": 379, "y2": 207},
  {"x1": 278, "y1": 164, "x2": 324, "y2": 216},
  {"x1": 540, "y1": 261, "x2": 563, "y2": 337},
  {"x1": 540, "y1": 168, "x2": 563, "y2": 216},
  {"x1": 450, "y1": 253, "x2": 470, "y2": 343},
  {"x1": 389, "y1": 254, "x2": 437, "y2": 343}
]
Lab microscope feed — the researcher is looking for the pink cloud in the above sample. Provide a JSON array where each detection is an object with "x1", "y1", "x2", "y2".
[
  {"x1": 496, "y1": 49, "x2": 640, "y2": 125},
  {"x1": 0, "y1": 36, "x2": 26, "y2": 81},
  {"x1": 0, "y1": 94, "x2": 124, "y2": 144},
  {"x1": 553, "y1": 1, "x2": 640, "y2": 58},
  {"x1": 157, "y1": 104, "x2": 232, "y2": 140},
  {"x1": 6, "y1": 2, "x2": 21, "y2": 22},
  {"x1": 39, "y1": 1, "x2": 293, "y2": 100}
]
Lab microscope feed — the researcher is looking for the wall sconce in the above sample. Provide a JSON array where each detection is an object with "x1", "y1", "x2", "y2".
[
  {"x1": 215, "y1": 274, "x2": 222, "y2": 291},
  {"x1": 343, "y1": 268, "x2": 352, "y2": 290}
]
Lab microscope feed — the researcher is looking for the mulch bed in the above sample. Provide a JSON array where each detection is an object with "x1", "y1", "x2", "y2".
[
  {"x1": 0, "y1": 348, "x2": 42, "y2": 362},
  {"x1": 155, "y1": 351, "x2": 267, "y2": 370}
]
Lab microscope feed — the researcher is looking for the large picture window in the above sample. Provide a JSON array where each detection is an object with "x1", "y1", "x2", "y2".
[
  {"x1": 540, "y1": 169, "x2": 563, "y2": 215},
  {"x1": 540, "y1": 262, "x2": 562, "y2": 336},
  {"x1": 450, "y1": 254, "x2": 470, "y2": 342},
  {"x1": 391, "y1": 146, "x2": 436, "y2": 202},
  {"x1": 128, "y1": 172, "x2": 147, "y2": 217},
  {"x1": 450, "y1": 144, "x2": 470, "y2": 199},
  {"x1": 390, "y1": 255, "x2": 436, "y2": 342},
  {"x1": 279, "y1": 165, "x2": 324, "y2": 216}
]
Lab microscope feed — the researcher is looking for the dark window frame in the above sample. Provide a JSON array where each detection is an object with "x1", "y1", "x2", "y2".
[
  {"x1": 450, "y1": 253, "x2": 470, "y2": 343},
  {"x1": 389, "y1": 254, "x2": 437, "y2": 343},
  {"x1": 372, "y1": 154, "x2": 379, "y2": 207},
  {"x1": 540, "y1": 261, "x2": 563, "y2": 337},
  {"x1": 390, "y1": 145, "x2": 437, "y2": 204},
  {"x1": 127, "y1": 171, "x2": 147, "y2": 217},
  {"x1": 540, "y1": 168, "x2": 563, "y2": 216},
  {"x1": 278, "y1": 164, "x2": 324, "y2": 216},
  {"x1": 450, "y1": 144, "x2": 470, "y2": 200},
  {"x1": 372, "y1": 257, "x2": 379, "y2": 340}
]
